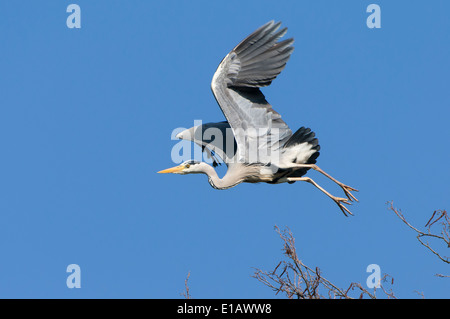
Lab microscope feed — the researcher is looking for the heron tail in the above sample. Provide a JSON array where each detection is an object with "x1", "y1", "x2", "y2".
[{"x1": 284, "y1": 127, "x2": 320, "y2": 180}]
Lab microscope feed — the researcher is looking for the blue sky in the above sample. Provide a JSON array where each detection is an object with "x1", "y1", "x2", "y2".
[{"x1": 0, "y1": 1, "x2": 448, "y2": 298}]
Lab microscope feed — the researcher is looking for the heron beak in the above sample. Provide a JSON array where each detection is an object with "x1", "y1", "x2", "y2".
[{"x1": 157, "y1": 165, "x2": 185, "y2": 174}]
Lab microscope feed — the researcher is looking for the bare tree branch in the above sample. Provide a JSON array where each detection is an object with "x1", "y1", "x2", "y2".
[
  {"x1": 252, "y1": 226, "x2": 396, "y2": 299},
  {"x1": 181, "y1": 271, "x2": 191, "y2": 299},
  {"x1": 387, "y1": 201, "x2": 449, "y2": 266}
]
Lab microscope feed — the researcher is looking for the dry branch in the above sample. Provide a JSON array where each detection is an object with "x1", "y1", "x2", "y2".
[
  {"x1": 252, "y1": 226, "x2": 396, "y2": 299},
  {"x1": 387, "y1": 202, "x2": 449, "y2": 265}
]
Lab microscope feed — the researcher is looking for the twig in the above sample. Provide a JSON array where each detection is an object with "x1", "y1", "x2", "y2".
[
  {"x1": 387, "y1": 202, "x2": 449, "y2": 265},
  {"x1": 252, "y1": 226, "x2": 396, "y2": 299},
  {"x1": 181, "y1": 271, "x2": 191, "y2": 299}
]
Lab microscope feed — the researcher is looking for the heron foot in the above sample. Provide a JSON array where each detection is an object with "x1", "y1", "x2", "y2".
[
  {"x1": 287, "y1": 176, "x2": 354, "y2": 217},
  {"x1": 291, "y1": 164, "x2": 359, "y2": 204},
  {"x1": 332, "y1": 196, "x2": 353, "y2": 217},
  {"x1": 339, "y1": 183, "x2": 359, "y2": 203}
]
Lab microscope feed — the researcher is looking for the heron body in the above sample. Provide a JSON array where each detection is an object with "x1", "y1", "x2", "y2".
[{"x1": 159, "y1": 21, "x2": 358, "y2": 216}]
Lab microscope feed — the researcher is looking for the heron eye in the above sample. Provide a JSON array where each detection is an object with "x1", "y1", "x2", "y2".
[{"x1": 185, "y1": 164, "x2": 190, "y2": 168}]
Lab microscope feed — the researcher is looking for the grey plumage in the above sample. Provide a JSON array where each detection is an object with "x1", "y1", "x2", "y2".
[
  {"x1": 211, "y1": 20, "x2": 294, "y2": 164},
  {"x1": 160, "y1": 21, "x2": 359, "y2": 216}
]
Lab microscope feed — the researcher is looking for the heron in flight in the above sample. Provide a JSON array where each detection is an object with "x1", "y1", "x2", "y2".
[{"x1": 158, "y1": 21, "x2": 358, "y2": 216}]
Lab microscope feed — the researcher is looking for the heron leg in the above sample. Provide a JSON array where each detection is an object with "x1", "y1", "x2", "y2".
[
  {"x1": 292, "y1": 164, "x2": 358, "y2": 202},
  {"x1": 287, "y1": 176, "x2": 353, "y2": 217}
]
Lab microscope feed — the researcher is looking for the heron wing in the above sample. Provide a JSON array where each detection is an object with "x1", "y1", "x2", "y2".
[
  {"x1": 211, "y1": 20, "x2": 294, "y2": 164},
  {"x1": 176, "y1": 121, "x2": 237, "y2": 166}
]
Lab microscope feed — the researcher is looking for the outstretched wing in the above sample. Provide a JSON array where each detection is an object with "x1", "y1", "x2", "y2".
[{"x1": 211, "y1": 21, "x2": 294, "y2": 164}]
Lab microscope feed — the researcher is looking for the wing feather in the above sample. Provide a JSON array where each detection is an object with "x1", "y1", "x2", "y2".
[{"x1": 211, "y1": 21, "x2": 294, "y2": 163}]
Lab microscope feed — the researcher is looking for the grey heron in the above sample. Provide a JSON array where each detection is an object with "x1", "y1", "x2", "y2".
[{"x1": 158, "y1": 21, "x2": 358, "y2": 216}]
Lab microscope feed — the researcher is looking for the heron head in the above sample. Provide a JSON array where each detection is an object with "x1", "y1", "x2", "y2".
[{"x1": 157, "y1": 160, "x2": 204, "y2": 175}]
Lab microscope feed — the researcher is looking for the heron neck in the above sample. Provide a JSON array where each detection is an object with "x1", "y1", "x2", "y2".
[{"x1": 203, "y1": 164, "x2": 242, "y2": 190}]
